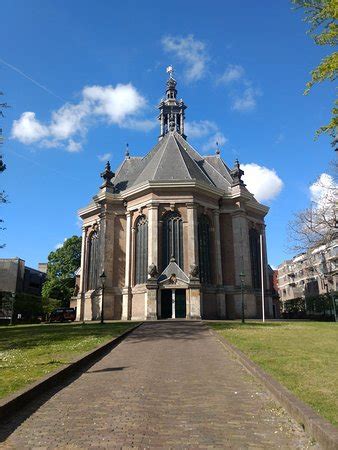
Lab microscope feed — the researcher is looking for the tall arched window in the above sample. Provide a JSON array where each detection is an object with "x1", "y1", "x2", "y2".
[
  {"x1": 87, "y1": 230, "x2": 100, "y2": 290},
  {"x1": 162, "y1": 211, "x2": 184, "y2": 269},
  {"x1": 198, "y1": 215, "x2": 212, "y2": 284},
  {"x1": 249, "y1": 228, "x2": 261, "y2": 288},
  {"x1": 135, "y1": 216, "x2": 148, "y2": 284}
]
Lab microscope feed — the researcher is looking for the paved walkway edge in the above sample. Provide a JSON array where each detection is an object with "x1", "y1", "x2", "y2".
[
  {"x1": 0, "y1": 322, "x2": 143, "y2": 421},
  {"x1": 208, "y1": 325, "x2": 338, "y2": 450}
]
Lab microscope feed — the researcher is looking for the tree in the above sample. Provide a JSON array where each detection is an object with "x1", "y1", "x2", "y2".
[
  {"x1": 289, "y1": 171, "x2": 337, "y2": 254},
  {"x1": 42, "y1": 235, "x2": 82, "y2": 306},
  {"x1": 292, "y1": 0, "x2": 337, "y2": 140}
]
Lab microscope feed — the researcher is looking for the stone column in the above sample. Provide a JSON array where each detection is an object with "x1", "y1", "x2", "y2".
[
  {"x1": 180, "y1": 113, "x2": 184, "y2": 135},
  {"x1": 213, "y1": 210, "x2": 226, "y2": 318},
  {"x1": 77, "y1": 225, "x2": 87, "y2": 321},
  {"x1": 122, "y1": 211, "x2": 132, "y2": 320}
]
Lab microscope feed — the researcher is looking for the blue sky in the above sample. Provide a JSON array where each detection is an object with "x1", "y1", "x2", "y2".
[{"x1": 0, "y1": 0, "x2": 335, "y2": 269}]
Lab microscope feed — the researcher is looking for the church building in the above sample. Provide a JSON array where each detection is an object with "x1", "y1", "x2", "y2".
[{"x1": 75, "y1": 70, "x2": 272, "y2": 321}]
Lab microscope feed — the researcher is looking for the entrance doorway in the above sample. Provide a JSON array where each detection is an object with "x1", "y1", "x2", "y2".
[
  {"x1": 175, "y1": 289, "x2": 186, "y2": 318},
  {"x1": 161, "y1": 290, "x2": 172, "y2": 319}
]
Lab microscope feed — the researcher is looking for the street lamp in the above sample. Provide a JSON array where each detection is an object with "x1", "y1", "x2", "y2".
[
  {"x1": 239, "y1": 272, "x2": 245, "y2": 324},
  {"x1": 100, "y1": 271, "x2": 106, "y2": 324}
]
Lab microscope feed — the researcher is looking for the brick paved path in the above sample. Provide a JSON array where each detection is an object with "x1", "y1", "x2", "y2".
[{"x1": 1, "y1": 321, "x2": 318, "y2": 449}]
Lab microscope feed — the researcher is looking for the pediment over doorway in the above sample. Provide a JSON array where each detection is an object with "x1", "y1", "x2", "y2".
[{"x1": 158, "y1": 260, "x2": 189, "y2": 285}]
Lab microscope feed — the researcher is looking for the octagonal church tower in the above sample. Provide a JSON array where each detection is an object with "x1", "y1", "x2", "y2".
[{"x1": 75, "y1": 70, "x2": 272, "y2": 321}]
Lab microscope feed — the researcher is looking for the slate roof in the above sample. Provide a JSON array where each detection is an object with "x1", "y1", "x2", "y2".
[{"x1": 112, "y1": 131, "x2": 234, "y2": 193}]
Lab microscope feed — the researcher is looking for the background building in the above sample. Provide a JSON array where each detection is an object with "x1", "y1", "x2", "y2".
[
  {"x1": 74, "y1": 71, "x2": 273, "y2": 321},
  {"x1": 277, "y1": 239, "x2": 338, "y2": 304},
  {"x1": 0, "y1": 258, "x2": 46, "y2": 296}
]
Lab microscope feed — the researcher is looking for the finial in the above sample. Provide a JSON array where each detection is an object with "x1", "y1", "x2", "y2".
[
  {"x1": 231, "y1": 158, "x2": 245, "y2": 187},
  {"x1": 216, "y1": 141, "x2": 220, "y2": 155},
  {"x1": 125, "y1": 143, "x2": 130, "y2": 159},
  {"x1": 100, "y1": 161, "x2": 115, "y2": 189},
  {"x1": 166, "y1": 65, "x2": 174, "y2": 79}
]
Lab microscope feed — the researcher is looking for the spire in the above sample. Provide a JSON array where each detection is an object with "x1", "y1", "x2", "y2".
[
  {"x1": 215, "y1": 141, "x2": 221, "y2": 155},
  {"x1": 158, "y1": 66, "x2": 187, "y2": 140}
]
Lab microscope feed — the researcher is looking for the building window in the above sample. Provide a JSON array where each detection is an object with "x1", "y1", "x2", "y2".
[
  {"x1": 162, "y1": 211, "x2": 183, "y2": 269},
  {"x1": 135, "y1": 216, "x2": 148, "y2": 284},
  {"x1": 87, "y1": 230, "x2": 100, "y2": 290},
  {"x1": 249, "y1": 228, "x2": 261, "y2": 288},
  {"x1": 198, "y1": 214, "x2": 211, "y2": 284}
]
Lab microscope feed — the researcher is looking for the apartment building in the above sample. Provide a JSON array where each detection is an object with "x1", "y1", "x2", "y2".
[{"x1": 277, "y1": 240, "x2": 338, "y2": 303}]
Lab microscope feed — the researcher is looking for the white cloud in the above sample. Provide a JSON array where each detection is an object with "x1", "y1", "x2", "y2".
[
  {"x1": 11, "y1": 83, "x2": 152, "y2": 151},
  {"x1": 310, "y1": 173, "x2": 337, "y2": 209},
  {"x1": 12, "y1": 112, "x2": 49, "y2": 144},
  {"x1": 83, "y1": 84, "x2": 145, "y2": 125},
  {"x1": 185, "y1": 120, "x2": 218, "y2": 139},
  {"x1": 55, "y1": 242, "x2": 63, "y2": 249},
  {"x1": 241, "y1": 163, "x2": 283, "y2": 202},
  {"x1": 98, "y1": 152, "x2": 112, "y2": 162},
  {"x1": 67, "y1": 140, "x2": 82, "y2": 152},
  {"x1": 218, "y1": 64, "x2": 244, "y2": 85},
  {"x1": 202, "y1": 132, "x2": 228, "y2": 152},
  {"x1": 231, "y1": 86, "x2": 261, "y2": 112},
  {"x1": 162, "y1": 35, "x2": 208, "y2": 81}
]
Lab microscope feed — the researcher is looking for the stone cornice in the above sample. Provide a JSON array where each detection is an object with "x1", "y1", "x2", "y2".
[{"x1": 121, "y1": 180, "x2": 224, "y2": 201}]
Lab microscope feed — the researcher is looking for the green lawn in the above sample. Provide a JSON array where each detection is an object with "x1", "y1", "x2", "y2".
[
  {"x1": 0, "y1": 322, "x2": 138, "y2": 399},
  {"x1": 208, "y1": 321, "x2": 338, "y2": 427}
]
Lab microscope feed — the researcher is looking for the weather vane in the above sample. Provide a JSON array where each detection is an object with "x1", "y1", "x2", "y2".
[{"x1": 166, "y1": 65, "x2": 174, "y2": 78}]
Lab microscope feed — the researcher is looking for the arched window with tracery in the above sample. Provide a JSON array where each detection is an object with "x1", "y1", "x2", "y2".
[
  {"x1": 162, "y1": 211, "x2": 184, "y2": 269},
  {"x1": 135, "y1": 216, "x2": 148, "y2": 284},
  {"x1": 249, "y1": 228, "x2": 261, "y2": 288},
  {"x1": 87, "y1": 230, "x2": 100, "y2": 290},
  {"x1": 198, "y1": 214, "x2": 212, "y2": 284}
]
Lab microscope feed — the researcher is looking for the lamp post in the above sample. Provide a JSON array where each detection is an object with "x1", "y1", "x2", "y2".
[
  {"x1": 100, "y1": 271, "x2": 106, "y2": 324},
  {"x1": 239, "y1": 272, "x2": 245, "y2": 324}
]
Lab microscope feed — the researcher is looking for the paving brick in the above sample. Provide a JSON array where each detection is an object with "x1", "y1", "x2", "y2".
[{"x1": 0, "y1": 321, "x2": 319, "y2": 449}]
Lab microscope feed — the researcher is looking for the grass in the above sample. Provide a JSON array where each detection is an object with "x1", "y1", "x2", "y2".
[
  {"x1": 208, "y1": 321, "x2": 338, "y2": 427},
  {"x1": 0, "y1": 322, "x2": 138, "y2": 399}
]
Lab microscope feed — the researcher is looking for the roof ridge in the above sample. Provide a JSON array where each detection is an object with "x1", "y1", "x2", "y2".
[
  {"x1": 152, "y1": 133, "x2": 172, "y2": 179},
  {"x1": 176, "y1": 138, "x2": 215, "y2": 185},
  {"x1": 173, "y1": 134, "x2": 191, "y2": 180}
]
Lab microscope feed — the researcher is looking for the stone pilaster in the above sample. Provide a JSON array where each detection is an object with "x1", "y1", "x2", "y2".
[
  {"x1": 187, "y1": 203, "x2": 199, "y2": 269},
  {"x1": 122, "y1": 211, "x2": 132, "y2": 320},
  {"x1": 145, "y1": 279, "x2": 158, "y2": 320},
  {"x1": 187, "y1": 203, "x2": 201, "y2": 319},
  {"x1": 77, "y1": 225, "x2": 87, "y2": 321},
  {"x1": 147, "y1": 203, "x2": 159, "y2": 269},
  {"x1": 213, "y1": 210, "x2": 226, "y2": 318},
  {"x1": 99, "y1": 207, "x2": 115, "y2": 319},
  {"x1": 232, "y1": 212, "x2": 252, "y2": 287}
]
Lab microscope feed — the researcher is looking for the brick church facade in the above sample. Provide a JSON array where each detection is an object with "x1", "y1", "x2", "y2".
[{"x1": 74, "y1": 71, "x2": 272, "y2": 321}]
